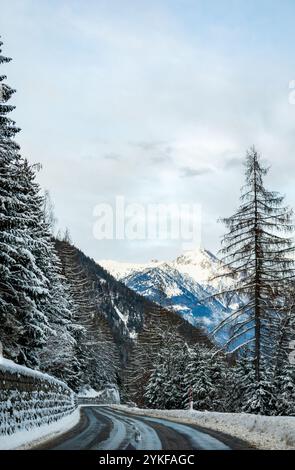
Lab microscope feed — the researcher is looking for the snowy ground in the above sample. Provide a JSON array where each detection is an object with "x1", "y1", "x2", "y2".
[
  {"x1": 0, "y1": 407, "x2": 81, "y2": 450},
  {"x1": 111, "y1": 405, "x2": 295, "y2": 450}
]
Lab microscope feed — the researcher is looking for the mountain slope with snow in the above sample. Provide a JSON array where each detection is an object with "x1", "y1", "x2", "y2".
[
  {"x1": 124, "y1": 264, "x2": 229, "y2": 333},
  {"x1": 100, "y1": 249, "x2": 238, "y2": 336},
  {"x1": 56, "y1": 241, "x2": 210, "y2": 359},
  {"x1": 98, "y1": 259, "x2": 161, "y2": 280}
]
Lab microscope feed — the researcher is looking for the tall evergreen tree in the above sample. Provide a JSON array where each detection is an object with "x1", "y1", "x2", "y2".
[
  {"x1": 0, "y1": 39, "x2": 77, "y2": 372},
  {"x1": 273, "y1": 288, "x2": 295, "y2": 415},
  {"x1": 144, "y1": 335, "x2": 188, "y2": 409},
  {"x1": 213, "y1": 147, "x2": 294, "y2": 413},
  {"x1": 183, "y1": 346, "x2": 227, "y2": 411},
  {"x1": 0, "y1": 40, "x2": 50, "y2": 365}
]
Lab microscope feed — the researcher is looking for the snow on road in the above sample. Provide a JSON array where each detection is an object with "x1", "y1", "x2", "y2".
[
  {"x1": 93, "y1": 408, "x2": 162, "y2": 450},
  {"x1": 140, "y1": 415, "x2": 229, "y2": 450},
  {"x1": 112, "y1": 406, "x2": 295, "y2": 450},
  {"x1": 34, "y1": 406, "x2": 238, "y2": 450},
  {"x1": 52, "y1": 407, "x2": 107, "y2": 450}
]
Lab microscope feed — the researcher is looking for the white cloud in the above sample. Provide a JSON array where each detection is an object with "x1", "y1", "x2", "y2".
[{"x1": 1, "y1": 0, "x2": 295, "y2": 260}]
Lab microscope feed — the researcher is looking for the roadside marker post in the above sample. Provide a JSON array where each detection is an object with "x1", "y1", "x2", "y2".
[{"x1": 188, "y1": 386, "x2": 193, "y2": 410}]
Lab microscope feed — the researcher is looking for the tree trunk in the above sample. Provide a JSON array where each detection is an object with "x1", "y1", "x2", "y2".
[{"x1": 253, "y1": 155, "x2": 261, "y2": 382}]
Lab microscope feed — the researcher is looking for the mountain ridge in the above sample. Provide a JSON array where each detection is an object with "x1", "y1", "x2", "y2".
[
  {"x1": 99, "y1": 248, "x2": 238, "y2": 337},
  {"x1": 55, "y1": 241, "x2": 211, "y2": 365}
]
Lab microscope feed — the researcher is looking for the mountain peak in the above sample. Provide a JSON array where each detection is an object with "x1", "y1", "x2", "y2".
[
  {"x1": 98, "y1": 247, "x2": 235, "y2": 339},
  {"x1": 170, "y1": 248, "x2": 220, "y2": 285},
  {"x1": 175, "y1": 247, "x2": 216, "y2": 264},
  {"x1": 99, "y1": 247, "x2": 220, "y2": 286}
]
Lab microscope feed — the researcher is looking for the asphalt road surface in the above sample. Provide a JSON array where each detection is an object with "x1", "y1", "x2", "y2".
[{"x1": 36, "y1": 406, "x2": 253, "y2": 450}]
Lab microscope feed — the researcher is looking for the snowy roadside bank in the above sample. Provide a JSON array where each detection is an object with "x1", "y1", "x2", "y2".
[
  {"x1": 110, "y1": 405, "x2": 295, "y2": 450},
  {"x1": 0, "y1": 407, "x2": 81, "y2": 450}
]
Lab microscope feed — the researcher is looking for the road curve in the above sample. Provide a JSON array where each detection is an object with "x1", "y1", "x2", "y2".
[{"x1": 35, "y1": 406, "x2": 252, "y2": 450}]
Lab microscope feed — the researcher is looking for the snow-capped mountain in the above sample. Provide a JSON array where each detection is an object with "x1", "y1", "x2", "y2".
[
  {"x1": 101, "y1": 249, "x2": 218, "y2": 281},
  {"x1": 56, "y1": 241, "x2": 207, "y2": 367},
  {"x1": 124, "y1": 264, "x2": 229, "y2": 334},
  {"x1": 100, "y1": 248, "x2": 238, "y2": 337},
  {"x1": 98, "y1": 258, "x2": 161, "y2": 280}
]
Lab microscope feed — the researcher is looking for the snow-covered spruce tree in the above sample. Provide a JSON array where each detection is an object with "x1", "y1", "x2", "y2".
[
  {"x1": 144, "y1": 339, "x2": 228, "y2": 411},
  {"x1": 183, "y1": 346, "x2": 227, "y2": 411},
  {"x1": 272, "y1": 287, "x2": 295, "y2": 415},
  {"x1": 144, "y1": 337, "x2": 188, "y2": 409},
  {"x1": 144, "y1": 361, "x2": 170, "y2": 409},
  {"x1": 0, "y1": 40, "x2": 78, "y2": 372},
  {"x1": 225, "y1": 355, "x2": 276, "y2": 414},
  {"x1": 213, "y1": 147, "x2": 294, "y2": 414},
  {"x1": 224, "y1": 355, "x2": 249, "y2": 412},
  {"x1": 275, "y1": 358, "x2": 295, "y2": 416},
  {"x1": 0, "y1": 40, "x2": 51, "y2": 366},
  {"x1": 183, "y1": 347, "x2": 211, "y2": 411},
  {"x1": 162, "y1": 341, "x2": 189, "y2": 409},
  {"x1": 0, "y1": 42, "x2": 24, "y2": 356}
]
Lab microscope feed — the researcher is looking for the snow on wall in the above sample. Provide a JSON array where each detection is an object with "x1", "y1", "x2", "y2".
[
  {"x1": 0, "y1": 357, "x2": 70, "y2": 387},
  {"x1": 0, "y1": 357, "x2": 76, "y2": 438}
]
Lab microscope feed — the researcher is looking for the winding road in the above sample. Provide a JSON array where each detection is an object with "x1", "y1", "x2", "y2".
[{"x1": 36, "y1": 406, "x2": 252, "y2": 450}]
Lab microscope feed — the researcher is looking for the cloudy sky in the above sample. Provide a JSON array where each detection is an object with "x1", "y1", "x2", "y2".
[{"x1": 1, "y1": 0, "x2": 295, "y2": 262}]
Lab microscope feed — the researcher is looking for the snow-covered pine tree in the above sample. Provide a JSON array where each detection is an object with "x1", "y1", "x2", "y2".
[
  {"x1": 208, "y1": 351, "x2": 228, "y2": 412},
  {"x1": 226, "y1": 355, "x2": 276, "y2": 414},
  {"x1": 273, "y1": 287, "x2": 295, "y2": 415},
  {"x1": 0, "y1": 40, "x2": 51, "y2": 366},
  {"x1": 213, "y1": 147, "x2": 294, "y2": 414},
  {"x1": 144, "y1": 336, "x2": 188, "y2": 409},
  {"x1": 224, "y1": 355, "x2": 249, "y2": 412},
  {"x1": 144, "y1": 361, "x2": 170, "y2": 409},
  {"x1": 0, "y1": 40, "x2": 23, "y2": 355},
  {"x1": 275, "y1": 360, "x2": 295, "y2": 416},
  {"x1": 163, "y1": 341, "x2": 189, "y2": 409},
  {"x1": 0, "y1": 40, "x2": 78, "y2": 373},
  {"x1": 183, "y1": 346, "x2": 227, "y2": 411}
]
